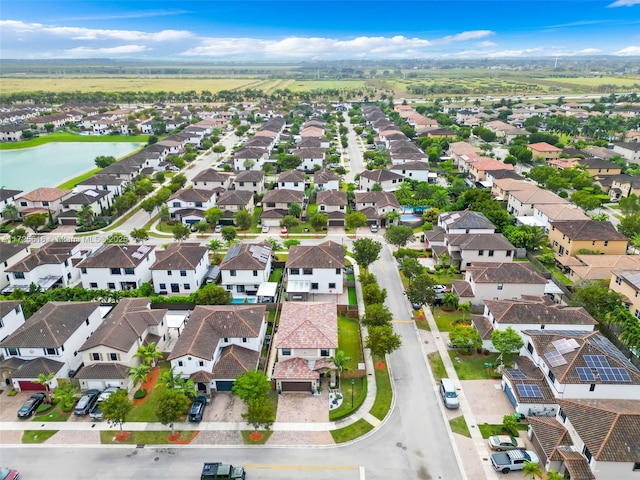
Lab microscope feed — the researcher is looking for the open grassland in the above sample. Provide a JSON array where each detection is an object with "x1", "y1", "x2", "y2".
[{"x1": 538, "y1": 75, "x2": 640, "y2": 87}]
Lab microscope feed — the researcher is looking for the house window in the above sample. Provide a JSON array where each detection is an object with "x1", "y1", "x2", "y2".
[
  {"x1": 13, "y1": 272, "x2": 24, "y2": 279},
  {"x1": 633, "y1": 462, "x2": 640, "y2": 472},
  {"x1": 110, "y1": 268, "x2": 121, "y2": 275},
  {"x1": 583, "y1": 446, "x2": 592, "y2": 463},
  {"x1": 253, "y1": 270, "x2": 258, "y2": 277},
  {"x1": 45, "y1": 348, "x2": 57, "y2": 355},
  {"x1": 81, "y1": 268, "x2": 87, "y2": 274},
  {"x1": 14, "y1": 305, "x2": 20, "y2": 314},
  {"x1": 226, "y1": 285, "x2": 233, "y2": 291},
  {"x1": 478, "y1": 250, "x2": 484, "y2": 256},
  {"x1": 540, "y1": 324, "x2": 545, "y2": 330},
  {"x1": 616, "y1": 276, "x2": 622, "y2": 285},
  {"x1": 303, "y1": 268, "x2": 313, "y2": 275},
  {"x1": 267, "y1": 202, "x2": 275, "y2": 208},
  {"x1": 230, "y1": 270, "x2": 237, "y2": 277},
  {"x1": 488, "y1": 250, "x2": 494, "y2": 257},
  {"x1": 159, "y1": 283, "x2": 166, "y2": 290},
  {"x1": 223, "y1": 338, "x2": 229, "y2": 342},
  {"x1": 91, "y1": 353, "x2": 101, "y2": 361},
  {"x1": 42, "y1": 201, "x2": 49, "y2": 207},
  {"x1": 311, "y1": 283, "x2": 318, "y2": 290},
  {"x1": 527, "y1": 342, "x2": 534, "y2": 354},
  {"x1": 178, "y1": 361, "x2": 183, "y2": 367},
  {"x1": 85, "y1": 318, "x2": 90, "y2": 326},
  {"x1": 7, "y1": 347, "x2": 19, "y2": 356},
  {"x1": 180, "y1": 270, "x2": 187, "y2": 277},
  {"x1": 589, "y1": 383, "x2": 596, "y2": 392},
  {"x1": 335, "y1": 268, "x2": 341, "y2": 274},
  {"x1": 290, "y1": 268, "x2": 300, "y2": 275},
  {"x1": 329, "y1": 283, "x2": 336, "y2": 289},
  {"x1": 320, "y1": 349, "x2": 330, "y2": 357},
  {"x1": 237, "y1": 285, "x2": 245, "y2": 293},
  {"x1": 506, "y1": 250, "x2": 512, "y2": 257},
  {"x1": 90, "y1": 282, "x2": 98, "y2": 288},
  {"x1": 242, "y1": 338, "x2": 247, "y2": 343},
  {"x1": 109, "y1": 353, "x2": 118, "y2": 361},
  {"x1": 497, "y1": 284, "x2": 503, "y2": 290},
  {"x1": 184, "y1": 284, "x2": 190, "y2": 290},
  {"x1": 604, "y1": 241, "x2": 609, "y2": 247},
  {"x1": 282, "y1": 348, "x2": 291, "y2": 356},
  {"x1": 559, "y1": 408, "x2": 566, "y2": 422},
  {"x1": 107, "y1": 282, "x2": 116, "y2": 289},
  {"x1": 320, "y1": 205, "x2": 325, "y2": 211},
  {"x1": 195, "y1": 202, "x2": 203, "y2": 208},
  {"x1": 548, "y1": 370, "x2": 555, "y2": 383},
  {"x1": 124, "y1": 268, "x2": 134, "y2": 275},
  {"x1": 167, "y1": 270, "x2": 172, "y2": 276},
  {"x1": 20, "y1": 201, "x2": 27, "y2": 207},
  {"x1": 592, "y1": 241, "x2": 596, "y2": 246},
  {"x1": 199, "y1": 361, "x2": 204, "y2": 367}
]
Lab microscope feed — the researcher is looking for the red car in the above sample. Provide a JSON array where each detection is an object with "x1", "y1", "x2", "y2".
[{"x1": 280, "y1": 227, "x2": 288, "y2": 234}]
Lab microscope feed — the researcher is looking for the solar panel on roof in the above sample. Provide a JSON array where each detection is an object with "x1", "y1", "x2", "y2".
[
  {"x1": 131, "y1": 252, "x2": 143, "y2": 259},
  {"x1": 552, "y1": 338, "x2": 577, "y2": 354},
  {"x1": 506, "y1": 369, "x2": 526, "y2": 379},
  {"x1": 589, "y1": 335, "x2": 636, "y2": 369},
  {"x1": 596, "y1": 366, "x2": 631, "y2": 382},
  {"x1": 85, "y1": 189, "x2": 99, "y2": 197},
  {"x1": 575, "y1": 367, "x2": 596, "y2": 382},
  {"x1": 138, "y1": 245, "x2": 151, "y2": 253},
  {"x1": 516, "y1": 384, "x2": 543, "y2": 398},
  {"x1": 226, "y1": 244, "x2": 241, "y2": 260},
  {"x1": 544, "y1": 350, "x2": 568, "y2": 367},
  {"x1": 584, "y1": 355, "x2": 609, "y2": 368},
  {"x1": 567, "y1": 338, "x2": 580, "y2": 349}
]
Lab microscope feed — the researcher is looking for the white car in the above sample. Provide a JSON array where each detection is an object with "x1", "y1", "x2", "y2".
[
  {"x1": 432, "y1": 284, "x2": 448, "y2": 293},
  {"x1": 214, "y1": 225, "x2": 222, "y2": 233},
  {"x1": 261, "y1": 225, "x2": 270, "y2": 233},
  {"x1": 98, "y1": 386, "x2": 120, "y2": 402}
]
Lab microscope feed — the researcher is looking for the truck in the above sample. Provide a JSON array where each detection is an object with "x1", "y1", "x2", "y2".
[
  {"x1": 200, "y1": 463, "x2": 246, "y2": 480},
  {"x1": 490, "y1": 449, "x2": 539, "y2": 474}
]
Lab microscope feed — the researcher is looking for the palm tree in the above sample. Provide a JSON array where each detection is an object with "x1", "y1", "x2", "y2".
[
  {"x1": 520, "y1": 225, "x2": 547, "y2": 251},
  {"x1": 442, "y1": 292, "x2": 459, "y2": 311},
  {"x1": 134, "y1": 342, "x2": 163, "y2": 367},
  {"x1": 522, "y1": 461, "x2": 543, "y2": 479},
  {"x1": 394, "y1": 182, "x2": 413, "y2": 204},
  {"x1": 158, "y1": 366, "x2": 196, "y2": 398},
  {"x1": 546, "y1": 470, "x2": 562, "y2": 480},
  {"x1": 385, "y1": 210, "x2": 401, "y2": 226},
  {"x1": 128, "y1": 364, "x2": 151, "y2": 388},
  {"x1": 329, "y1": 350, "x2": 352, "y2": 388},
  {"x1": 33, "y1": 372, "x2": 56, "y2": 403},
  {"x1": 2, "y1": 204, "x2": 19, "y2": 222},
  {"x1": 459, "y1": 301, "x2": 472, "y2": 322}
]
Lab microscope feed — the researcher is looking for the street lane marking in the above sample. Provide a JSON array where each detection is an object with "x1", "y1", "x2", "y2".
[{"x1": 244, "y1": 465, "x2": 359, "y2": 470}]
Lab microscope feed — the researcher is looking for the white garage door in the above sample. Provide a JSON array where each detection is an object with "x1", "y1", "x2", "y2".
[{"x1": 86, "y1": 380, "x2": 104, "y2": 390}]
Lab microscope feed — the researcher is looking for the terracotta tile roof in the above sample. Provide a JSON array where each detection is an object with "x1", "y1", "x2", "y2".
[
  {"x1": 550, "y1": 447, "x2": 595, "y2": 480},
  {"x1": 529, "y1": 142, "x2": 562, "y2": 153},
  {"x1": 484, "y1": 298, "x2": 596, "y2": 326},
  {"x1": 527, "y1": 417, "x2": 573, "y2": 460},
  {"x1": 74, "y1": 362, "x2": 129, "y2": 380},
  {"x1": 467, "y1": 262, "x2": 547, "y2": 284},
  {"x1": 151, "y1": 243, "x2": 207, "y2": 271},
  {"x1": 550, "y1": 220, "x2": 628, "y2": 241},
  {"x1": 220, "y1": 242, "x2": 272, "y2": 271},
  {"x1": 262, "y1": 189, "x2": 305, "y2": 204},
  {"x1": 167, "y1": 305, "x2": 266, "y2": 361},
  {"x1": 79, "y1": 298, "x2": 165, "y2": 352},
  {"x1": 11, "y1": 357, "x2": 64, "y2": 379},
  {"x1": 5, "y1": 242, "x2": 79, "y2": 272},
  {"x1": 275, "y1": 302, "x2": 338, "y2": 349},
  {"x1": 286, "y1": 241, "x2": 344, "y2": 269},
  {"x1": 216, "y1": 189, "x2": 253, "y2": 207},
  {"x1": 210, "y1": 344, "x2": 259, "y2": 379},
  {"x1": 19, "y1": 187, "x2": 71, "y2": 202},
  {"x1": 316, "y1": 190, "x2": 347, "y2": 206},
  {"x1": 0, "y1": 301, "x2": 100, "y2": 349},
  {"x1": 509, "y1": 187, "x2": 568, "y2": 205},
  {"x1": 273, "y1": 357, "x2": 320, "y2": 380},
  {"x1": 570, "y1": 255, "x2": 640, "y2": 280},
  {"x1": 534, "y1": 203, "x2": 589, "y2": 221},
  {"x1": 76, "y1": 244, "x2": 155, "y2": 269}
]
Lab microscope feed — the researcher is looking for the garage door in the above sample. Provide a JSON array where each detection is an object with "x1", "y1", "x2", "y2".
[
  {"x1": 18, "y1": 381, "x2": 44, "y2": 391},
  {"x1": 60, "y1": 218, "x2": 77, "y2": 225},
  {"x1": 215, "y1": 380, "x2": 234, "y2": 392},
  {"x1": 328, "y1": 220, "x2": 344, "y2": 227},
  {"x1": 86, "y1": 380, "x2": 104, "y2": 390},
  {"x1": 281, "y1": 381, "x2": 312, "y2": 392}
]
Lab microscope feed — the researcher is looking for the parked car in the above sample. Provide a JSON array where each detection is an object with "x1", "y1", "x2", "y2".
[
  {"x1": 370, "y1": 224, "x2": 378, "y2": 233},
  {"x1": 90, "y1": 387, "x2": 121, "y2": 421},
  {"x1": 17, "y1": 392, "x2": 46, "y2": 418},
  {"x1": 491, "y1": 449, "x2": 539, "y2": 474},
  {"x1": 432, "y1": 293, "x2": 445, "y2": 306},
  {"x1": 432, "y1": 284, "x2": 447, "y2": 293},
  {"x1": 98, "y1": 386, "x2": 120, "y2": 402},
  {"x1": 74, "y1": 389, "x2": 100, "y2": 416},
  {"x1": 0, "y1": 468, "x2": 20, "y2": 480},
  {"x1": 189, "y1": 396, "x2": 207, "y2": 423},
  {"x1": 261, "y1": 225, "x2": 270, "y2": 233},
  {"x1": 411, "y1": 302, "x2": 422, "y2": 310},
  {"x1": 214, "y1": 225, "x2": 222, "y2": 233},
  {"x1": 487, "y1": 435, "x2": 526, "y2": 452},
  {"x1": 281, "y1": 226, "x2": 288, "y2": 234}
]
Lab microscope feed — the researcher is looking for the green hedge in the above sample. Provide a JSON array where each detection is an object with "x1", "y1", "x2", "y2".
[{"x1": 133, "y1": 389, "x2": 147, "y2": 399}]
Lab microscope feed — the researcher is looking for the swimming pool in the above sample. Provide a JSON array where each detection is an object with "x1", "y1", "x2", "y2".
[
  {"x1": 400, "y1": 214, "x2": 422, "y2": 222},
  {"x1": 230, "y1": 297, "x2": 258, "y2": 304}
]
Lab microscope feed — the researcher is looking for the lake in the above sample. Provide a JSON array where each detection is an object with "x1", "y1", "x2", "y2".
[{"x1": 0, "y1": 142, "x2": 144, "y2": 192}]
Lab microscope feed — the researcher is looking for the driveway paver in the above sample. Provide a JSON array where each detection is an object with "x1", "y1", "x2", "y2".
[
  {"x1": 275, "y1": 389, "x2": 329, "y2": 423},
  {"x1": 460, "y1": 379, "x2": 516, "y2": 425}
]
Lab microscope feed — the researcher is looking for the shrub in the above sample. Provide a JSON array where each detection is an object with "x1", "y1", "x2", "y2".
[
  {"x1": 394, "y1": 247, "x2": 421, "y2": 260},
  {"x1": 358, "y1": 271, "x2": 377, "y2": 286},
  {"x1": 7, "y1": 389, "x2": 17, "y2": 397},
  {"x1": 36, "y1": 403, "x2": 52, "y2": 414},
  {"x1": 133, "y1": 389, "x2": 147, "y2": 399}
]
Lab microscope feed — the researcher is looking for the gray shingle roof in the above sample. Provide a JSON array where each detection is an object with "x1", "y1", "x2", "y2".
[
  {"x1": 216, "y1": 190, "x2": 253, "y2": 206},
  {"x1": 76, "y1": 244, "x2": 155, "y2": 269},
  {"x1": 6, "y1": 242, "x2": 79, "y2": 273},
  {"x1": 551, "y1": 220, "x2": 628, "y2": 241},
  {"x1": 210, "y1": 344, "x2": 259, "y2": 379},
  {"x1": 74, "y1": 362, "x2": 129, "y2": 380},
  {"x1": 0, "y1": 242, "x2": 29, "y2": 264},
  {"x1": 151, "y1": 243, "x2": 207, "y2": 271},
  {"x1": 262, "y1": 189, "x2": 304, "y2": 204},
  {"x1": 286, "y1": 241, "x2": 345, "y2": 269}
]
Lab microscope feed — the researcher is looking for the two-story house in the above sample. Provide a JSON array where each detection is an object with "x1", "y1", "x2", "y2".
[
  {"x1": 0, "y1": 189, "x2": 22, "y2": 222},
  {"x1": 290, "y1": 148, "x2": 325, "y2": 172},
  {"x1": 438, "y1": 210, "x2": 496, "y2": 234},
  {"x1": 528, "y1": 142, "x2": 563, "y2": 161},
  {"x1": 359, "y1": 169, "x2": 404, "y2": 192},
  {"x1": 0, "y1": 242, "x2": 30, "y2": 292},
  {"x1": 3, "y1": 241, "x2": 86, "y2": 293},
  {"x1": 75, "y1": 298, "x2": 168, "y2": 391},
  {"x1": 285, "y1": 241, "x2": 344, "y2": 299},
  {"x1": 389, "y1": 161, "x2": 432, "y2": 183},
  {"x1": 167, "y1": 304, "x2": 267, "y2": 394},
  {"x1": 58, "y1": 189, "x2": 111, "y2": 226},
  {"x1": 316, "y1": 190, "x2": 347, "y2": 227},
  {"x1": 452, "y1": 262, "x2": 548, "y2": 306},
  {"x1": 273, "y1": 302, "x2": 337, "y2": 393},
  {"x1": 168, "y1": 188, "x2": 218, "y2": 226},
  {"x1": 440, "y1": 233, "x2": 515, "y2": 271},
  {"x1": 354, "y1": 191, "x2": 401, "y2": 227},
  {"x1": 313, "y1": 169, "x2": 340, "y2": 191},
  {"x1": 232, "y1": 147, "x2": 269, "y2": 171},
  {"x1": 216, "y1": 190, "x2": 255, "y2": 224},
  {"x1": 277, "y1": 170, "x2": 306, "y2": 191},
  {"x1": 219, "y1": 242, "x2": 272, "y2": 299},
  {"x1": 233, "y1": 171, "x2": 264, "y2": 195},
  {"x1": 191, "y1": 169, "x2": 232, "y2": 191},
  {"x1": 76, "y1": 244, "x2": 156, "y2": 291},
  {"x1": 610, "y1": 269, "x2": 640, "y2": 319},
  {"x1": 260, "y1": 189, "x2": 305, "y2": 227},
  {"x1": 549, "y1": 220, "x2": 628, "y2": 257},
  {"x1": 16, "y1": 187, "x2": 72, "y2": 219},
  {"x1": 508, "y1": 186, "x2": 569, "y2": 218},
  {"x1": 150, "y1": 243, "x2": 210, "y2": 295},
  {"x1": 76, "y1": 174, "x2": 128, "y2": 199},
  {"x1": 532, "y1": 203, "x2": 589, "y2": 234},
  {"x1": 0, "y1": 301, "x2": 25, "y2": 345},
  {"x1": 0, "y1": 301, "x2": 103, "y2": 391}
]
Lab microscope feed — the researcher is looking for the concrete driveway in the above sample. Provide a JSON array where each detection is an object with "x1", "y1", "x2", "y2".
[
  {"x1": 206, "y1": 392, "x2": 246, "y2": 422},
  {"x1": 0, "y1": 389, "x2": 37, "y2": 421},
  {"x1": 461, "y1": 379, "x2": 516, "y2": 425}
]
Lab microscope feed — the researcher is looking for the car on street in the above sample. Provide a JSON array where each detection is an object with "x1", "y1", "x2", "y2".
[
  {"x1": 74, "y1": 389, "x2": 100, "y2": 416},
  {"x1": 17, "y1": 392, "x2": 46, "y2": 418},
  {"x1": 214, "y1": 225, "x2": 222, "y2": 233},
  {"x1": 487, "y1": 435, "x2": 526, "y2": 452},
  {"x1": 432, "y1": 284, "x2": 447, "y2": 293},
  {"x1": 189, "y1": 396, "x2": 207, "y2": 422},
  {"x1": 261, "y1": 225, "x2": 270, "y2": 233},
  {"x1": 281, "y1": 226, "x2": 288, "y2": 234}
]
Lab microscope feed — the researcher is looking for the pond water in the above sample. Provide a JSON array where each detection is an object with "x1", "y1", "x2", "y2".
[{"x1": 0, "y1": 142, "x2": 143, "y2": 191}]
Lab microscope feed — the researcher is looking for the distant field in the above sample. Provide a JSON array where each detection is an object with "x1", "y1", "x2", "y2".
[
  {"x1": 538, "y1": 75, "x2": 640, "y2": 87},
  {"x1": 286, "y1": 80, "x2": 367, "y2": 91}
]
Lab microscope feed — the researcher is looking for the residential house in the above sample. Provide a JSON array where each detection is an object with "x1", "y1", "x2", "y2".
[
  {"x1": 216, "y1": 190, "x2": 255, "y2": 223},
  {"x1": 448, "y1": 141, "x2": 482, "y2": 165},
  {"x1": 439, "y1": 233, "x2": 515, "y2": 271},
  {"x1": 0, "y1": 301, "x2": 103, "y2": 391},
  {"x1": 452, "y1": 262, "x2": 548, "y2": 306},
  {"x1": 610, "y1": 174, "x2": 640, "y2": 199},
  {"x1": 559, "y1": 255, "x2": 640, "y2": 282},
  {"x1": 3, "y1": 241, "x2": 86, "y2": 293},
  {"x1": 0, "y1": 242, "x2": 30, "y2": 291},
  {"x1": 76, "y1": 174, "x2": 127, "y2": 199},
  {"x1": 354, "y1": 191, "x2": 401, "y2": 227},
  {"x1": 549, "y1": 220, "x2": 628, "y2": 257},
  {"x1": 578, "y1": 157, "x2": 622, "y2": 177},
  {"x1": 150, "y1": 243, "x2": 210, "y2": 295},
  {"x1": 166, "y1": 304, "x2": 267, "y2": 394},
  {"x1": 491, "y1": 178, "x2": 538, "y2": 202},
  {"x1": 290, "y1": 148, "x2": 325, "y2": 171},
  {"x1": 389, "y1": 161, "x2": 432, "y2": 183},
  {"x1": 0, "y1": 301, "x2": 25, "y2": 344},
  {"x1": 612, "y1": 142, "x2": 640, "y2": 164},
  {"x1": 273, "y1": 302, "x2": 337, "y2": 393},
  {"x1": 316, "y1": 190, "x2": 347, "y2": 227},
  {"x1": 16, "y1": 187, "x2": 72, "y2": 219},
  {"x1": 285, "y1": 241, "x2": 344, "y2": 299},
  {"x1": 528, "y1": 142, "x2": 563, "y2": 161},
  {"x1": 219, "y1": 242, "x2": 272, "y2": 299},
  {"x1": 75, "y1": 298, "x2": 169, "y2": 391},
  {"x1": 0, "y1": 125, "x2": 25, "y2": 143},
  {"x1": 58, "y1": 189, "x2": 111, "y2": 226},
  {"x1": 0, "y1": 189, "x2": 22, "y2": 221},
  {"x1": 232, "y1": 147, "x2": 270, "y2": 171},
  {"x1": 76, "y1": 244, "x2": 156, "y2": 291},
  {"x1": 168, "y1": 189, "x2": 218, "y2": 226},
  {"x1": 277, "y1": 170, "x2": 306, "y2": 191},
  {"x1": 508, "y1": 186, "x2": 568, "y2": 218},
  {"x1": 233, "y1": 170, "x2": 264, "y2": 195},
  {"x1": 260, "y1": 189, "x2": 304, "y2": 227},
  {"x1": 466, "y1": 159, "x2": 515, "y2": 184},
  {"x1": 358, "y1": 169, "x2": 404, "y2": 192},
  {"x1": 610, "y1": 269, "x2": 640, "y2": 320},
  {"x1": 192, "y1": 169, "x2": 232, "y2": 191},
  {"x1": 438, "y1": 210, "x2": 495, "y2": 234},
  {"x1": 532, "y1": 204, "x2": 589, "y2": 234},
  {"x1": 313, "y1": 169, "x2": 340, "y2": 191}
]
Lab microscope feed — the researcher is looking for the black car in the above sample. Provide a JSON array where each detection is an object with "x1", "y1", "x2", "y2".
[
  {"x1": 74, "y1": 389, "x2": 100, "y2": 416},
  {"x1": 188, "y1": 396, "x2": 207, "y2": 422},
  {"x1": 17, "y1": 392, "x2": 46, "y2": 418}
]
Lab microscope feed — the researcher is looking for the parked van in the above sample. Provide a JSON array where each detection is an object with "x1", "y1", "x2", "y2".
[{"x1": 440, "y1": 378, "x2": 459, "y2": 409}]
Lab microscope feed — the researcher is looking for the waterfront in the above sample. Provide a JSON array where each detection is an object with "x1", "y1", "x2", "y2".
[{"x1": 0, "y1": 142, "x2": 143, "y2": 191}]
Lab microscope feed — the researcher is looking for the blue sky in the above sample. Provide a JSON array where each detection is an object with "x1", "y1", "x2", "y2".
[{"x1": 1, "y1": 0, "x2": 639, "y2": 60}]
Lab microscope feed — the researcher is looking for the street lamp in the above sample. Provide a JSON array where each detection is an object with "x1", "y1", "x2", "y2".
[{"x1": 351, "y1": 379, "x2": 355, "y2": 408}]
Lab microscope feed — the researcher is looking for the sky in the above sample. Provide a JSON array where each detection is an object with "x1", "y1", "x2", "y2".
[{"x1": 1, "y1": 0, "x2": 640, "y2": 60}]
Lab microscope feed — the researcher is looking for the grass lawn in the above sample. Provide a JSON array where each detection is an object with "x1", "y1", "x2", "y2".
[
  {"x1": 370, "y1": 360, "x2": 392, "y2": 421},
  {"x1": 346, "y1": 273, "x2": 355, "y2": 282},
  {"x1": 427, "y1": 271, "x2": 463, "y2": 285},
  {"x1": 449, "y1": 416, "x2": 471, "y2": 438},
  {"x1": 57, "y1": 168, "x2": 102, "y2": 189},
  {"x1": 347, "y1": 287, "x2": 357, "y2": 306},
  {"x1": 329, "y1": 377, "x2": 367, "y2": 421},
  {"x1": 478, "y1": 423, "x2": 528, "y2": 439},
  {"x1": 432, "y1": 308, "x2": 464, "y2": 332},
  {"x1": 128, "y1": 362, "x2": 171, "y2": 422},
  {"x1": 99, "y1": 430, "x2": 197, "y2": 444},
  {"x1": 22, "y1": 430, "x2": 58, "y2": 443},
  {"x1": 330, "y1": 418, "x2": 374, "y2": 444},
  {"x1": 33, "y1": 403, "x2": 71, "y2": 422},
  {"x1": 338, "y1": 316, "x2": 364, "y2": 370},
  {"x1": 448, "y1": 351, "x2": 501, "y2": 380},
  {"x1": 241, "y1": 430, "x2": 273, "y2": 444},
  {"x1": 547, "y1": 265, "x2": 573, "y2": 286},
  {"x1": 428, "y1": 352, "x2": 447, "y2": 382},
  {"x1": 268, "y1": 268, "x2": 283, "y2": 283},
  {"x1": 102, "y1": 207, "x2": 141, "y2": 231}
]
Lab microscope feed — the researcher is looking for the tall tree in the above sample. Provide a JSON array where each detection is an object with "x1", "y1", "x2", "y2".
[
  {"x1": 172, "y1": 223, "x2": 191, "y2": 241},
  {"x1": 100, "y1": 389, "x2": 133, "y2": 436},
  {"x1": 2, "y1": 204, "x2": 19, "y2": 222},
  {"x1": 329, "y1": 350, "x2": 352, "y2": 387},
  {"x1": 234, "y1": 210, "x2": 252, "y2": 230},
  {"x1": 384, "y1": 225, "x2": 416, "y2": 247},
  {"x1": 242, "y1": 396, "x2": 275, "y2": 433},
  {"x1": 365, "y1": 324, "x2": 402, "y2": 358},
  {"x1": 345, "y1": 212, "x2": 368, "y2": 231},
  {"x1": 491, "y1": 327, "x2": 524, "y2": 365},
  {"x1": 156, "y1": 389, "x2": 191, "y2": 436},
  {"x1": 232, "y1": 370, "x2": 271, "y2": 404},
  {"x1": 127, "y1": 364, "x2": 151, "y2": 389},
  {"x1": 130, "y1": 228, "x2": 150, "y2": 243},
  {"x1": 34, "y1": 372, "x2": 56, "y2": 402},
  {"x1": 134, "y1": 342, "x2": 163, "y2": 367},
  {"x1": 361, "y1": 303, "x2": 393, "y2": 326},
  {"x1": 352, "y1": 238, "x2": 382, "y2": 270},
  {"x1": 23, "y1": 213, "x2": 47, "y2": 233}
]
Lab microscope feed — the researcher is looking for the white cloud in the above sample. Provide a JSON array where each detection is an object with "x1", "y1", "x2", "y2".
[
  {"x1": 436, "y1": 30, "x2": 494, "y2": 44},
  {"x1": 476, "y1": 41, "x2": 497, "y2": 47},
  {"x1": 608, "y1": 0, "x2": 640, "y2": 7},
  {"x1": 614, "y1": 45, "x2": 640, "y2": 55},
  {"x1": 65, "y1": 45, "x2": 151, "y2": 56}
]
